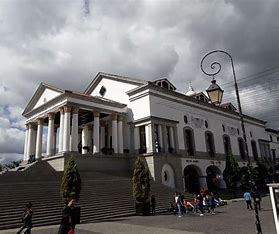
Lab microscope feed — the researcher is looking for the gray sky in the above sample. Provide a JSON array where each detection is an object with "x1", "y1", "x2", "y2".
[{"x1": 0, "y1": 0, "x2": 279, "y2": 164}]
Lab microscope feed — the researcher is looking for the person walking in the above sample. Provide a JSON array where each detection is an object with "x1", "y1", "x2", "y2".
[
  {"x1": 254, "y1": 190, "x2": 262, "y2": 211},
  {"x1": 177, "y1": 192, "x2": 184, "y2": 217},
  {"x1": 208, "y1": 193, "x2": 216, "y2": 214},
  {"x1": 17, "y1": 202, "x2": 33, "y2": 234},
  {"x1": 58, "y1": 199, "x2": 77, "y2": 234},
  {"x1": 198, "y1": 192, "x2": 204, "y2": 216},
  {"x1": 244, "y1": 191, "x2": 253, "y2": 210},
  {"x1": 151, "y1": 195, "x2": 156, "y2": 215}
]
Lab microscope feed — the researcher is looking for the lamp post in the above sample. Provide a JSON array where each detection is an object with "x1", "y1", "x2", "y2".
[
  {"x1": 200, "y1": 50, "x2": 250, "y2": 165},
  {"x1": 200, "y1": 50, "x2": 262, "y2": 234}
]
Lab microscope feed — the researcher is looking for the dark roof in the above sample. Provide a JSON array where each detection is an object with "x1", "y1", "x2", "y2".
[{"x1": 266, "y1": 128, "x2": 279, "y2": 134}]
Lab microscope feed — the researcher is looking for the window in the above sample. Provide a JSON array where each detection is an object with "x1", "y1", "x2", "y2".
[
  {"x1": 200, "y1": 95, "x2": 205, "y2": 101},
  {"x1": 270, "y1": 135, "x2": 273, "y2": 142},
  {"x1": 238, "y1": 138, "x2": 245, "y2": 160},
  {"x1": 222, "y1": 124, "x2": 225, "y2": 132},
  {"x1": 251, "y1": 140, "x2": 258, "y2": 161},
  {"x1": 250, "y1": 131, "x2": 253, "y2": 138},
  {"x1": 139, "y1": 126, "x2": 146, "y2": 154},
  {"x1": 223, "y1": 135, "x2": 231, "y2": 156},
  {"x1": 237, "y1": 128, "x2": 240, "y2": 135},
  {"x1": 184, "y1": 115, "x2": 188, "y2": 124},
  {"x1": 205, "y1": 120, "x2": 208, "y2": 128},
  {"x1": 99, "y1": 86, "x2": 106, "y2": 96},
  {"x1": 205, "y1": 131, "x2": 215, "y2": 158},
  {"x1": 162, "y1": 81, "x2": 169, "y2": 89},
  {"x1": 259, "y1": 140, "x2": 271, "y2": 161},
  {"x1": 184, "y1": 128, "x2": 195, "y2": 156}
]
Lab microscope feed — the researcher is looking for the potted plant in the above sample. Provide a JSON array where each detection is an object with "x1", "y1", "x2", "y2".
[{"x1": 132, "y1": 157, "x2": 150, "y2": 215}]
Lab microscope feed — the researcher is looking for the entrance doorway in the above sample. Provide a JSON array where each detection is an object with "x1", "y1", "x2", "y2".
[
  {"x1": 183, "y1": 165, "x2": 201, "y2": 194},
  {"x1": 206, "y1": 165, "x2": 221, "y2": 191}
]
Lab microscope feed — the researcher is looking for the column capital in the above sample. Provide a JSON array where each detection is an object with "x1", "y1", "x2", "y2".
[
  {"x1": 37, "y1": 118, "x2": 44, "y2": 125},
  {"x1": 59, "y1": 107, "x2": 64, "y2": 114},
  {"x1": 118, "y1": 115, "x2": 124, "y2": 122},
  {"x1": 25, "y1": 123, "x2": 30, "y2": 129},
  {"x1": 93, "y1": 111, "x2": 100, "y2": 117},
  {"x1": 28, "y1": 122, "x2": 36, "y2": 129},
  {"x1": 111, "y1": 113, "x2": 118, "y2": 121},
  {"x1": 63, "y1": 105, "x2": 72, "y2": 113},
  {"x1": 48, "y1": 112, "x2": 55, "y2": 120},
  {"x1": 72, "y1": 107, "x2": 79, "y2": 114}
]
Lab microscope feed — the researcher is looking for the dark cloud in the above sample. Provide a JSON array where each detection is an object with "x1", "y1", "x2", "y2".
[{"x1": 0, "y1": 0, "x2": 278, "y2": 162}]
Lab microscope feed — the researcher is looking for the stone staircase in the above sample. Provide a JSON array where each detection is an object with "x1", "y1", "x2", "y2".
[{"x1": 0, "y1": 169, "x2": 186, "y2": 230}]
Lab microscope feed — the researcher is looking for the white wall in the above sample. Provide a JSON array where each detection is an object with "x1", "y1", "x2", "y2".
[{"x1": 34, "y1": 88, "x2": 61, "y2": 109}]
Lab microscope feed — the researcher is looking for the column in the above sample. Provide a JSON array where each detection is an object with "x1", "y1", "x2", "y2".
[
  {"x1": 100, "y1": 123, "x2": 106, "y2": 149},
  {"x1": 134, "y1": 127, "x2": 140, "y2": 153},
  {"x1": 26, "y1": 123, "x2": 33, "y2": 160},
  {"x1": 158, "y1": 124, "x2": 164, "y2": 152},
  {"x1": 111, "y1": 114, "x2": 118, "y2": 153},
  {"x1": 35, "y1": 118, "x2": 44, "y2": 159},
  {"x1": 58, "y1": 108, "x2": 64, "y2": 153},
  {"x1": 23, "y1": 124, "x2": 30, "y2": 161},
  {"x1": 169, "y1": 126, "x2": 175, "y2": 151},
  {"x1": 53, "y1": 128, "x2": 57, "y2": 154},
  {"x1": 63, "y1": 106, "x2": 71, "y2": 152},
  {"x1": 71, "y1": 107, "x2": 79, "y2": 152},
  {"x1": 82, "y1": 125, "x2": 89, "y2": 154},
  {"x1": 145, "y1": 124, "x2": 153, "y2": 153},
  {"x1": 47, "y1": 112, "x2": 54, "y2": 156},
  {"x1": 93, "y1": 111, "x2": 100, "y2": 154},
  {"x1": 118, "y1": 116, "x2": 123, "y2": 154}
]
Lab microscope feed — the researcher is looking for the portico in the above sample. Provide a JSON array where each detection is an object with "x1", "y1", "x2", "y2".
[{"x1": 22, "y1": 86, "x2": 127, "y2": 161}]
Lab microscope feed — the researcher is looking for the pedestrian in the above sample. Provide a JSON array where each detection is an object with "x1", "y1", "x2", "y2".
[
  {"x1": 177, "y1": 192, "x2": 184, "y2": 218},
  {"x1": 58, "y1": 199, "x2": 77, "y2": 234},
  {"x1": 254, "y1": 190, "x2": 262, "y2": 211},
  {"x1": 208, "y1": 193, "x2": 216, "y2": 214},
  {"x1": 243, "y1": 191, "x2": 253, "y2": 210},
  {"x1": 151, "y1": 195, "x2": 156, "y2": 215},
  {"x1": 198, "y1": 193, "x2": 204, "y2": 216},
  {"x1": 17, "y1": 202, "x2": 33, "y2": 234}
]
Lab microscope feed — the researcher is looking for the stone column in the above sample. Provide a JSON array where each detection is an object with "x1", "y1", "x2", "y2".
[
  {"x1": 145, "y1": 124, "x2": 153, "y2": 153},
  {"x1": 35, "y1": 118, "x2": 44, "y2": 159},
  {"x1": 53, "y1": 128, "x2": 57, "y2": 154},
  {"x1": 46, "y1": 112, "x2": 54, "y2": 156},
  {"x1": 58, "y1": 108, "x2": 64, "y2": 153},
  {"x1": 118, "y1": 115, "x2": 124, "y2": 154},
  {"x1": 24, "y1": 124, "x2": 30, "y2": 161},
  {"x1": 158, "y1": 124, "x2": 164, "y2": 152},
  {"x1": 26, "y1": 123, "x2": 34, "y2": 160},
  {"x1": 71, "y1": 107, "x2": 79, "y2": 152},
  {"x1": 134, "y1": 127, "x2": 140, "y2": 153},
  {"x1": 63, "y1": 106, "x2": 71, "y2": 152},
  {"x1": 82, "y1": 125, "x2": 89, "y2": 154},
  {"x1": 93, "y1": 111, "x2": 100, "y2": 154},
  {"x1": 100, "y1": 123, "x2": 106, "y2": 150},
  {"x1": 111, "y1": 114, "x2": 118, "y2": 153}
]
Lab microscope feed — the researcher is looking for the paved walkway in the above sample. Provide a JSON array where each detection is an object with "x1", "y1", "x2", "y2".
[{"x1": 0, "y1": 196, "x2": 275, "y2": 234}]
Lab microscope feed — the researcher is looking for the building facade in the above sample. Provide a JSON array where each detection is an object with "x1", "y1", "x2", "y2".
[{"x1": 22, "y1": 72, "x2": 276, "y2": 192}]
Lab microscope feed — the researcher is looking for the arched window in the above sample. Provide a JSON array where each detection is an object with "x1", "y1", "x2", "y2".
[
  {"x1": 223, "y1": 135, "x2": 231, "y2": 156},
  {"x1": 205, "y1": 131, "x2": 215, "y2": 158},
  {"x1": 251, "y1": 140, "x2": 258, "y2": 161},
  {"x1": 184, "y1": 127, "x2": 195, "y2": 156},
  {"x1": 162, "y1": 81, "x2": 168, "y2": 89},
  {"x1": 205, "y1": 120, "x2": 208, "y2": 128},
  {"x1": 184, "y1": 115, "x2": 188, "y2": 124},
  {"x1": 238, "y1": 138, "x2": 245, "y2": 160}
]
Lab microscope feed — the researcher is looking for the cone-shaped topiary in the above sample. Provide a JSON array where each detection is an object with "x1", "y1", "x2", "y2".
[
  {"x1": 132, "y1": 158, "x2": 150, "y2": 203},
  {"x1": 60, "y1": 155, "x2": 82, "y2": 203},
  {"x1": 223, "y1": 153, "x2": 241, "y2": 189}
]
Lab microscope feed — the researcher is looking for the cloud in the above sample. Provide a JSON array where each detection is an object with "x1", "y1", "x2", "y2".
[{"x1": 0, "y1": 0, "x2": 278, "y2": 163}]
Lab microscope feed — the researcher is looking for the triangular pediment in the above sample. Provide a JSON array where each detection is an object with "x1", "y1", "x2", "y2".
[{"x1": 22, "y1": 83, "x2": 63, "y2": 116}]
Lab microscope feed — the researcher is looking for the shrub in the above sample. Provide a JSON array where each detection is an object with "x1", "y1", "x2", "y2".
[
  {"x1": 60, "y1": 155, "x2": 82, "y2": 203},
  {"x1": 132, "y1": 158, "x2": 150, "y2": 203},
  {"x1": 223, "y1": 153, "x2": 241, "y2": 189}
]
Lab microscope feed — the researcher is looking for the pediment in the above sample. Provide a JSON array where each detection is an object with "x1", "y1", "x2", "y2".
[{"x1": 22, "y1": 83, "x2": 63, "y2": 116}]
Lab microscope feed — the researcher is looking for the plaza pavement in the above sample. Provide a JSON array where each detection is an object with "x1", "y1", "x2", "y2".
[{"x1": 0, "y1": 196, "x2": 276, "y2": 234}]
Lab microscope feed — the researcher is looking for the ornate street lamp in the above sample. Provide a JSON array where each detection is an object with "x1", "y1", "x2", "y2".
[
  {"x1": 200, "y1": 50, "x2": 262, "y2": 234},
  {"x1": 206, "y1": 78, "x2": 224, "y2": 105}
]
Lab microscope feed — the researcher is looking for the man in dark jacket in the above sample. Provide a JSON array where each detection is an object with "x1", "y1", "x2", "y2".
[{"x1": 58, "y1": 199, "x2": 77, "y2": 234}]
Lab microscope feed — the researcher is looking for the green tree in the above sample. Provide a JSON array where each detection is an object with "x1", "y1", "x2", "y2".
[
  {"x1": 60, "y1": 155, "x2": 82, "y2": 203},
  {"x1": 132, "y1": 158, "x2": 150, "y2": 203},
  {"x1": 223, "y1": 153, "x2": 241, "y2": 189}
]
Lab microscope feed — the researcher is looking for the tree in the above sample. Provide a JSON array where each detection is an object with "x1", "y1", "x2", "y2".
[
  {"x1": 60, "y1": 155, "x2": 82, "y2": 203},
  {"x1": 132, "y1": 158, "x2": 150, "y2": 203},
  {"x1": 0, "y1": 164, "x2": 2, "y2": 172},
  {"x1": 223, "y1": 153, "x2": 241, "y2": 190}
]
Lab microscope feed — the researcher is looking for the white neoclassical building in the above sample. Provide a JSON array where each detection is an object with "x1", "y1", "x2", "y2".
[{"x1": 22, "y1": 72, "x2": 278, "y2": 192}]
